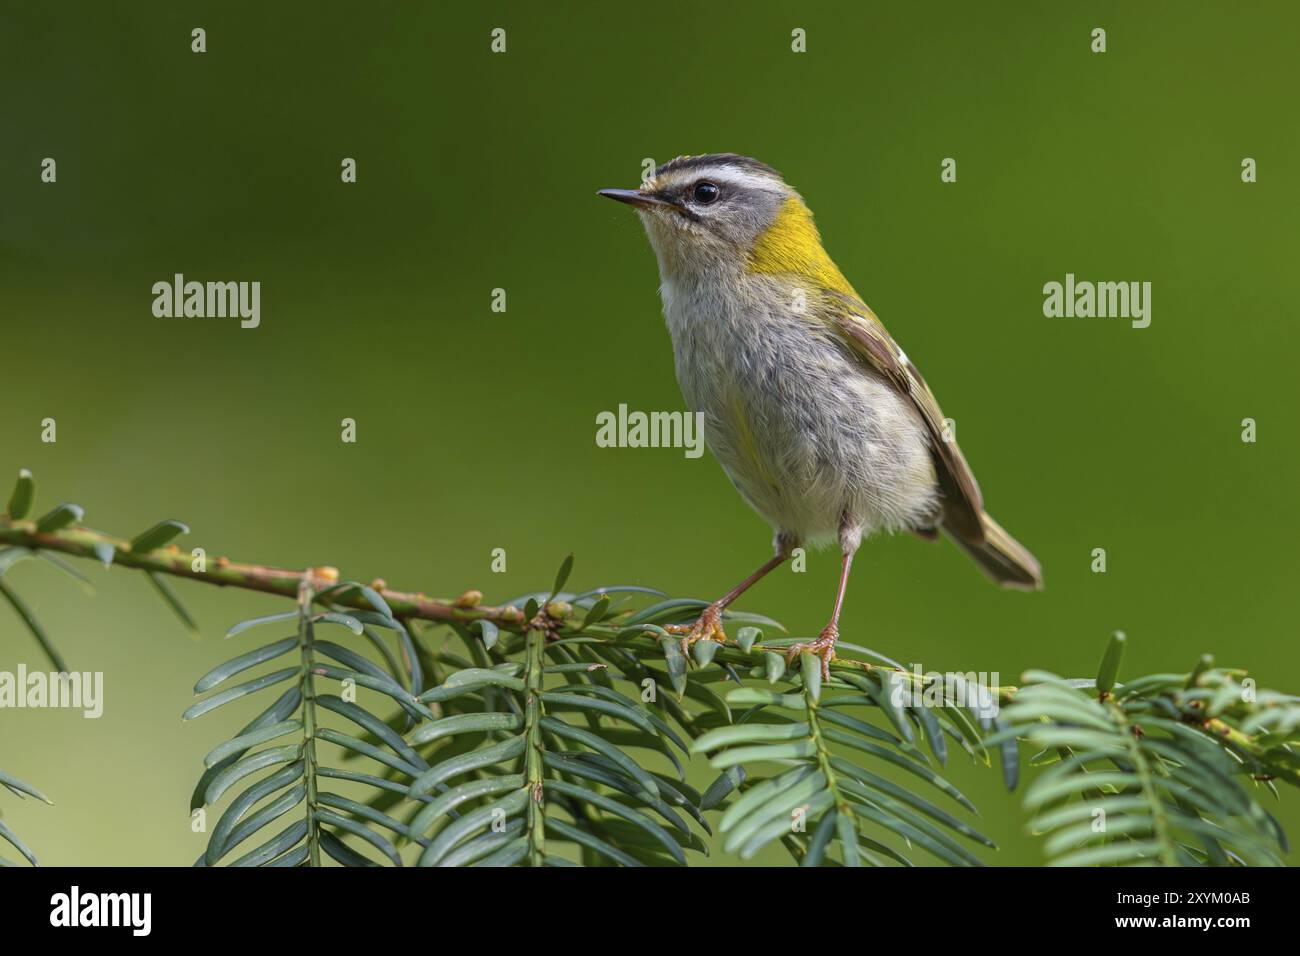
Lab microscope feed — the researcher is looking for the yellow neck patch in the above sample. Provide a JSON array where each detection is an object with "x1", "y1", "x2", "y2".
[{"x1": 747, "y1": 197, "x2": 857, "y2": 297}]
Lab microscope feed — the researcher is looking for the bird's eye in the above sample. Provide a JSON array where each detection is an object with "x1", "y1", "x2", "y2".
[{"x1": 692, "y1": 181, "x2": 720, "y2": 205}]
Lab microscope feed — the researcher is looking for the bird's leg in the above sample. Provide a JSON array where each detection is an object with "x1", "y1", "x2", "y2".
[
  {"x1": 668, "y1": 537, "x2": 794, "y2": 655},
  {"x1": 786, "y1": 540, "x2": 857, "y2": 681}
]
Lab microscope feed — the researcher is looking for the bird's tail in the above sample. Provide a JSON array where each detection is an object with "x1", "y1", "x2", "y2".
[{"x1": 946, "y1": 512, "x2": 1043, "y2": 590}]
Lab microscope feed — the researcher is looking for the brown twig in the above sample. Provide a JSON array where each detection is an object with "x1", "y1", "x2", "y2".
[{"x1": 0, "y1": 519, "x2": 527, "y2": 629}]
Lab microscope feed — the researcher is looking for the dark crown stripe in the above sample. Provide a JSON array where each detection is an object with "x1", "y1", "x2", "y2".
[{"x1": 653, "y1": 153, "x2": 781, "y2": 180}]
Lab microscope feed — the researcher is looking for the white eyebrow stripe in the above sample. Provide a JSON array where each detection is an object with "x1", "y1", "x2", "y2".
[
  {"x1": 655, "y1": 165, "x2": 782, "y2": 193},
  {"x1": 702, "y1": 166, "x2": 781, "y2": 190}
]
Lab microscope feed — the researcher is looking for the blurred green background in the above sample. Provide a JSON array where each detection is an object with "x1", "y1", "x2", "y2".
[{"x1": 2, "y1": 1, "x2": 1297, "y2": 866}]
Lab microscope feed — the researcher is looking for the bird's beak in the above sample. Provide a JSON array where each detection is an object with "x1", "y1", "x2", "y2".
[{"x1": 598, "y1": 188, "x2": 672, "y2": 211}]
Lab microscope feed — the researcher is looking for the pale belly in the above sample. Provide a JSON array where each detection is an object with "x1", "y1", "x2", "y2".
[{"x1": 666, "y1": 293, "x2": 938, "y2": 548}]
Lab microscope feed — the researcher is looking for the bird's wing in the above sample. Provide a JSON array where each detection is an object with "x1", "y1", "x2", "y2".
[{"x1": 822, "y1": 290, "x2": 986, "y2": 542}]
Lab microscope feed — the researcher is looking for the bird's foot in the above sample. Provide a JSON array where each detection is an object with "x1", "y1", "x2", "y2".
[
  {"x1": 784, "y1": 624, "x2": 839, "y2": 681},
  {"x1": 665, "y1": 603, "x2": 727, "y2": 656}
]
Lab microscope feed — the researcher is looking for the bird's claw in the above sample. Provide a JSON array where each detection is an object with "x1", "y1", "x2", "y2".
[
  {"x1": 666, "y1": 603, "x2": 727, "y2": 657},
  {"x1": 784, "y1": 625, "x2": 839, "y2": 681}
]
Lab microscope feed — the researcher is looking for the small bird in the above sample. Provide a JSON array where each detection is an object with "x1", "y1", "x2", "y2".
[{"x1": 600, "y1": 154, "x2": 1041, "y2": 677}]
